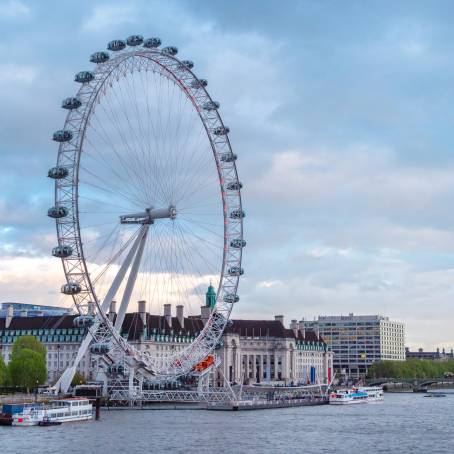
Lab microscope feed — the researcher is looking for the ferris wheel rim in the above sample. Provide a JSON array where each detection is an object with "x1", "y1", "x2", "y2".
[{"x1": 51, "y1": 38, "x2": 244, "y2": 378}]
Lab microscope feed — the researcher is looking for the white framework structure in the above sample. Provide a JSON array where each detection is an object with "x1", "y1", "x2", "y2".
[{"x1": 48, "y1": 35, "x2": 244, "y2": 393}]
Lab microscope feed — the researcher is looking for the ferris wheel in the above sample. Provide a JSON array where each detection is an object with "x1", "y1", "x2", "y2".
[{"x1": 47, "y1": 35, "x2": 244, "y2": 393}]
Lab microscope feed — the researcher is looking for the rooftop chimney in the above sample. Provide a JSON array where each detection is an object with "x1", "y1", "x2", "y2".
[
  {"x1": 87, "y1": 301, "x2": 95, "y2": 316},
  {"x1": 176, "y1": 305, "x2": 184, "y2": 329},
  {"x1": 201, "y1": 305, "x2": 211, "y2": 324},
  {"x1": 290, "y1": 319, "x2": 298, "y2": 337},
  {"x1": 138, "y1": 300, "x2": 146, "y2": 325},
  {"x1": 109, "y1": 300, "x2": 117, "y2": 322},
  {"x1": 5, "y1": 305, "x2": 13, "y2": 328},
  {"x1": 164, "y1": 304, "x2": 172, "y2": 328},
  {"x1": 274, "y1": 315, "x2": 284, "y2": 325},
  {"x1": 298, "y1": 320, "x2": 306, "y2": 339}
]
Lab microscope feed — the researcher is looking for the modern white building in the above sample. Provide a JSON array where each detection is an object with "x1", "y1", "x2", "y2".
[{"x1": 304, "y1": 314, "x2": 405, "y2": 378}]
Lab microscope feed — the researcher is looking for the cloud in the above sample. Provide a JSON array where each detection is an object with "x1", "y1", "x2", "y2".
[
  {"x1": 248, "y1": 144, "x2": 454, "y2": 228},
  {"x1": 2, "y1": 0, "x2": 454, "y2": 351},
  {"x1": 81, "y1": 4, "x2": 138, "y2": 32},
  {"x1": 0, "y1": 0, "x2": 29, "y2": 18},
  {"x1": 0, "y1": 63, "x2": 37, "y2": 84}
]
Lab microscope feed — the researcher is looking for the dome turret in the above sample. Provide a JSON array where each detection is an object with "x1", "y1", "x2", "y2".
[{"x1": 205, "y1": 283, "x2": 216, "y2": 309}]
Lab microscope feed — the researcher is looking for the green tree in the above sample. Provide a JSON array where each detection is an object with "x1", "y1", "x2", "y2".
[
  {"x1": 11, "y1": 335, "x2": 46, "y2": 360},
  {"x1": 8, "y1": 348, "x2": 47, "y2": 393},
  {"x1": 0, "y1": 356, "x2": 7, "y2": 386},
  {"x1": 367, "y1": 359, "x2": 454, "y2": 379},
  {"x1": 71, "y1": 371, "x2": 87, "y2": 387}
]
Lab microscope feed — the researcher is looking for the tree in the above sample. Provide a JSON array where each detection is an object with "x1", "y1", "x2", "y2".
[
  {"x1": 71, "y1": 371, "x2": 87, "y2": 387},
  {"x1": 0, "y1": 356, "x2": 7, "y2": 386},
  {"x1": 8, "y1": 348, "x2": 47, "y2": 393},
  {"x1": 11, "y1": 335, "x2": 46, "y2": 360},
  {"x1": 367, "y1": 359, "x2": 454, "y2": 379}
]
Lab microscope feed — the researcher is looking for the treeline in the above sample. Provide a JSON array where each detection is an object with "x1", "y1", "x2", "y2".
[
  {"x1": 0, "y1": 335, "x2": 47, "y2": 392},
  {"x1": 367, "y1": 359, "x2": 454, "y2": 379}
]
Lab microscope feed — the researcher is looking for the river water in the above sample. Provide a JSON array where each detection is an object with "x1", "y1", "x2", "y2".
[{"x1": 2, "y1": 392, "x2": 454, "y2": 454}]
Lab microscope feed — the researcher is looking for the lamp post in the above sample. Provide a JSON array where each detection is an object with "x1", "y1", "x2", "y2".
[{"x1": 57, "y1": 344, "x2": 61, "y2": 376}]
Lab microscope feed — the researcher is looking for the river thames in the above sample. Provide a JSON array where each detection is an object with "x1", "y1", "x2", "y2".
[{"x1": 2, "y1": 393, "x2": 454, "y2": 453}]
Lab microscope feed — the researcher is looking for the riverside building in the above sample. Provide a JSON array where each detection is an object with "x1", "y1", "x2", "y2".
[
  {"x1": 304, "y1": 314, "x2": 405, "y2": 378},
  {"x1": 0, "y1": 288, "x2": 333, "y2": 386},
  {"x1": 0, "y1": 302, "x2": 71, "y2": 318}
]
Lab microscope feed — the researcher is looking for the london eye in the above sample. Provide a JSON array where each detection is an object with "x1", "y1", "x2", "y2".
[{"x1": 47, "y1": 35, "x2": 244, "y2": 393}]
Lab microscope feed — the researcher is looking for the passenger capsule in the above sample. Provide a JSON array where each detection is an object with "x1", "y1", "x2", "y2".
[
  {"x1": 161, "y1": 46, "x2": 178, "y2": 56},
  {"x1": 215, "y1": 340, "x2": 224, "y2": 350},
  {"x1": 52, "y1": 245, "x2": 73, "y2": 258},
  {"x1": 143, "y1": 37, "x2": 161, "y2": 48},
  {"x1": 230, "y1": 239, "x2": 246, "y2": 248},
  {"x1": 73, "y1": 315, "x2": 94, "y2": 328},
  {"x1": 108, "y1": 364, "x2": 125, "y2": 375},
  {"x1": 53, "y1": 130, "x2": 73, "y2": 143},
  {"x1": 107, "y1": 39, "x2": 126, "y2": 51},
  {"x1": 61, "y1": 97, "x2": 81, "y2": 110},
  {"x1": 90, "y1": 51, "x2": 110, "y2": 64},
  {"x1": 228, "y1": 266, "x2": 244, "y2": 276},
  {"x1": 213, "y1": 312, "x2": 233, "y2": 328},
  {"x1": 227, "y1": 181, "x2": 243, "y2": 191},
  {"x1": 213, "y1": 126, "x2": 230, "y2": 136},
  {"x1": 179, "y1": 60, "x2": 194, "y2": 69},
  {"x1": 61, "y1": 282, "x2": 81, "y2": 295},
  {"x1": 223, "y1": 293, "x2": 240, "y2": 304},
  {"x1": 220, "y1": 153, "x2": 237, "y2": 163},
  {"x1": 203, "y1": 101, "x2": 220, "y2": 111},
  {"x1": 47, "y1": 166, "x2": 69, "y2": 179},
  {"x1": 230, "y1": 210, "x2": 245, "y2": 219},
  {"x1": 47, "y1": 206, "x2": 69, "y2": 218},
  {"x1": 190, "y1": 79, "x2": 207, "y2": 89},
  {"x1": 74, "y1": 71, "x2": 95, "y2": 83},
  {"x1": 126, "y1": 35, "x2": 144, "y2": 46},
  {"x1": 90, "y1": 343, "x2": 110, "y2": 355}
]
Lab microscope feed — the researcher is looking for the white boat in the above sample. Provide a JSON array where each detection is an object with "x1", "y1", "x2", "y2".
[
  {"x1": 12, "y1": 398, "x2": 93, "y2": 426},
  {"x1": 329, "y1": 389, "x2": 368, "y2": 405},
  {"x1": 357, "y1": 386, "x2": 384, "y2": 402}
]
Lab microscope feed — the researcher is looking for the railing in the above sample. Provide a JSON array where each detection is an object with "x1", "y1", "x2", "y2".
[{"x1": 108, "y1": 388, "x2": 233, "y2": 403}]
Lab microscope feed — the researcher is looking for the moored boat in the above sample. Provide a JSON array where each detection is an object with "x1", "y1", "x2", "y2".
[
  {"x1": 1, "y1": 403, "x2": 43, "y2": 426},
  {"x1": 12, "y1": 398, "x2": 93, "y2": 426},
  {"x1": 357, "y1": 386, "x2": 384, "y2": 402},
  {"x1": 329, "y1": 389, "x2": 368, "y2": 405}
]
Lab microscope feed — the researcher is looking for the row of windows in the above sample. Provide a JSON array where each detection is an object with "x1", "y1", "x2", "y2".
[
  {"x1": 0, "y1": 328, "x2": 84, "y2": 336},
  {"x1": 1, "y1": 335, "x2": 84, "y2": 344}
]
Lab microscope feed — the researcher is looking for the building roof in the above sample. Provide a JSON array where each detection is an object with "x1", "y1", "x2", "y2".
[
  {"x1": 0, "y1": 314, "x2": 77, "y2": 330},
  {"x1": 225, "y1": 319, "x2": 323, "y2": 343},
  {"x1": 0, "y1": 313, "x2": 324, "y2": 344}
]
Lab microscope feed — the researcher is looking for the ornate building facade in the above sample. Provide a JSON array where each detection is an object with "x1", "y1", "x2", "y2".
[{"x1": 1, "y1": 289, "x2": 333, "y2": 386}]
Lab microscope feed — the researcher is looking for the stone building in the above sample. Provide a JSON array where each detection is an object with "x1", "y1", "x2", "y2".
[
  {"x1": 216, "y1": 316, "x2": 332, "y2": 386},
  {"x1": 1, "y1": 288, "x2": 333, "y2": 386}
]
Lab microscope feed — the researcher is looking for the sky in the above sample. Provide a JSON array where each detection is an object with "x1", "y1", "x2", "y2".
[{"x1": 1, "y1": 0, "x2": 454, "y2": 349}]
